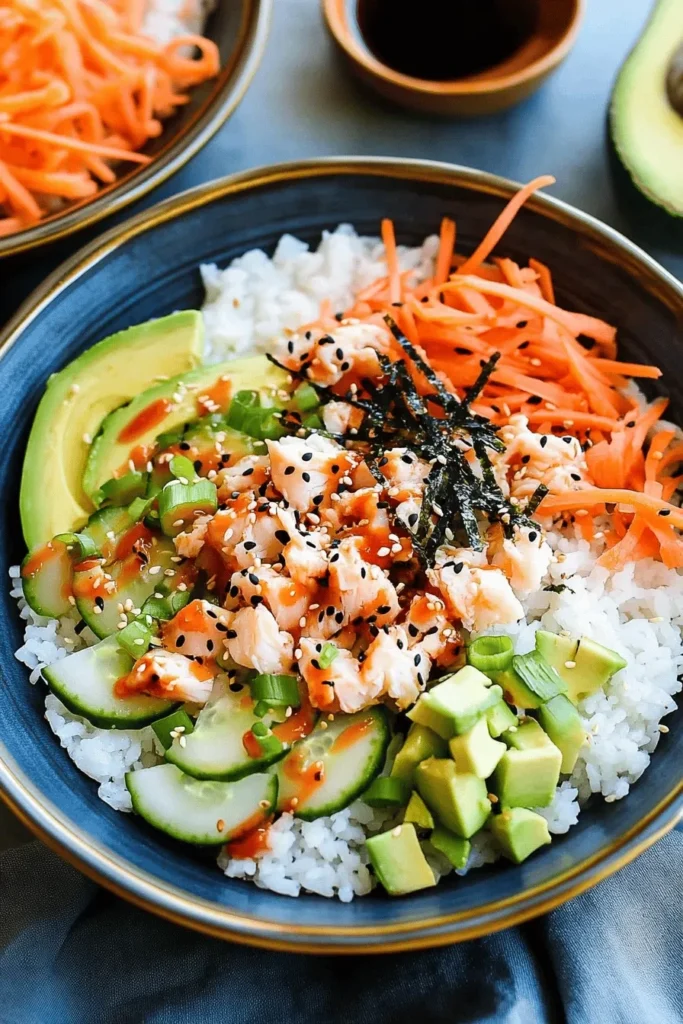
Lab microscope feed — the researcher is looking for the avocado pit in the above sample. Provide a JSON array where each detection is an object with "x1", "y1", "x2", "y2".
[{"x1": 665, "y1": 40, "x2": 683, "y2": 116}]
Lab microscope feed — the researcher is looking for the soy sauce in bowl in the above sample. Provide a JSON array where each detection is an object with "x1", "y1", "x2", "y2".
[{"x1": 356, "y1": 0, "x2": 540, "y2": 81}]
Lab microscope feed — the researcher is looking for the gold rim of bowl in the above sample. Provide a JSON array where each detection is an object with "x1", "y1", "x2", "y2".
[{"x1": 1, "y1": 157, "x2": 682, "y2": 952}]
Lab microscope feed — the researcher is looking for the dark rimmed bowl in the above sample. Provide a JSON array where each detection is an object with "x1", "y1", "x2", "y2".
[
  {"x1": 0, "y1": 0, "x2": 271, "y2": 259},
  {"x1": 0, "y1": 158, "x2": 681, "y2": 953}
]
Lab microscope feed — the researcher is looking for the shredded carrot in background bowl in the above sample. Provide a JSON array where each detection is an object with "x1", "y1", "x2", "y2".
[
  {"x1": 307, "y1": 176, "x2": 683, "y2": 571},
  {"x1": 0, "y1": 0, "x2": 219, "y2": 234}
]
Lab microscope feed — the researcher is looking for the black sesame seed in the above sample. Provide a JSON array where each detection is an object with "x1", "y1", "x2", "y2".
[
  {"x1": 243, "y1": 541, "x2": 256, "y2": 551},
  {"x1": 178, "y1": 441, "x2": 191, "y2": 451},
  {"x1": 377, "y1": 605, "x2": 391, "y2": 615},
  {"x1": 335, "y1": 611, "x2": 344, "y2": 624},
  {"x1": 226, "y1": 629, "x2": 238, "y2": 639},
  {"x1": 408, "y1": 513, "x2": 419, "y2": 527},
  {"x1": 313, "y1": 494, "x2": 324, "y2": 506},
  {"x1": 378, "y1": 457, "x2": 388, "y2": 468},
  {"x1": 302, "y1": 451, "x2": 313, "y2": 462},
  {"x1": 360, "y1": 567, "x2": 366, "y2": 579},
  {"x1": 527, "y1": 396, "x2": 543, "y2": 405},
  {"x1": 521, "y1": 455, "x2": 531, "y2": 464},
  {"x1": 175, "y1": 634, "x2": 186, "y2": 648},
  {"x1": 528, "y1": 531, "x2": 538, "y2": 542},
  {"x1": 95, "y1": 596, "x2": 104, "y2": 610},
  {"x1": 331, "y1": 464, "x2": 340, "y2": 474},
  {"x1": 311, "y1": 659, "x2": 321, "y2": 670},
  {"x1": 562, "y1": 436, "x2": 573, "y2": 444},
  {"x1": 242, "y1": 467, "x2": 254, "y2": 476},
  {"x1": 397, "y1": 639, "x2": 404, "y2": 650},
  {"x1": 571, "y1": 473, "x2": 581, "y2": 481},
  {"x1": 377, "y1": 501, "x2": 389, "y2": 509},
  {"x1": 250, "y1": 595, "x2": 263, "y2": 606},
  {"x1": 284, "y1": 466, "x2": 295, "y2": 476},
  {"x1": 229, "y1": 586, "x2": 239, "y2": 598},
  {"x1": 453, "y1": 562, "x2": 464, "y2": 574},
  {"x1": 336, "y1": 348, "x2": 344, "y2": 360},
  {"x1": 216, "y1": 622, "x2": 228, "y2": 632},
  {"x1": 408, "y1": 624, "x2": 419, "y2": 638},
  {"x1": 206, "y1": 639, "x2": 214, "y2": 652},
  {"x1": 658, "y1": 509, "x2": 671, "y2": 517},
  {"x1": 248, "y1": 573, "x2": 259, "y2": 585},
  {"x1": 275, "y1": 530, "x2": 290, "y2": 544},
  {"x1": 302, "y1": 472, "x2": 311, "y2": 483},
  {"x1": 413, "y1": 654, "x2": 421, "y2": 666},
  {"x1": 540, "y1": 436, "x2": 548, "y2": 448},
  {"x1": 287, "y1": 340, "x2": 294, "y2": 354},
  {"x1": 326, "y1": 606, "x2": 335, "y2": 615},
  {"x1": 518, "y1": 340, "x2": 530, "y2": 350},
  {"x1": 341, "y1": 362, "x2": 350, "y2": 372},
  {"x1": 229, "y1": 682, "x2": 243, "y2": 692},
  {"x1": 194, "y1": 460, "x2": 202, "y2": 473},
  {"x1": 220, "y1": 451, "x2": 232, "y2": 463}
]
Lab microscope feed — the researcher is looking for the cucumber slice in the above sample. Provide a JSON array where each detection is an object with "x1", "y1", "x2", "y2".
[
  {"x1": 275, "y1": 706, "x2": 390, "y2": 820},
  {"x1": 166, "y1": 688, "x2": 300, "y2": 781},
  {"x1": 21, "y1": 539, "x2": 73, "y2": 618},
  {"x1": 80, "y1": 505, "x2": 136, "y2": 560},
  {"x1": 43, "y1": 636, "x2": 175, "y2": 728},
  {"x1": 125, "y1": 763, "x2": 277, "y2": 845},
  {"x1": 73, "y1": 534, "x2": 188, "y2": 638}
]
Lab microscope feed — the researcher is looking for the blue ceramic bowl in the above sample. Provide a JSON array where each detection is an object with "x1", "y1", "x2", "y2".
[{"x1": 0, "y1": 158, "x2": 681, "y2": 952}]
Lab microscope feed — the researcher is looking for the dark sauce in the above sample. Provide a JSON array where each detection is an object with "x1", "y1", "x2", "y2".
[{"x1": 357, "y1": 0, "x2": 539, "y2": 82}]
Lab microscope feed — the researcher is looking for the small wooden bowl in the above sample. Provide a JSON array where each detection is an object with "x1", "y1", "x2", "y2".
[{"x1": 322, "y1": 0, "x2": 584, "y2": 115}]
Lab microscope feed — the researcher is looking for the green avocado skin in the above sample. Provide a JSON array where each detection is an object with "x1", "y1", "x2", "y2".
[{"x1": 610, "y1": 0, "x2": 683, "y2": 217}]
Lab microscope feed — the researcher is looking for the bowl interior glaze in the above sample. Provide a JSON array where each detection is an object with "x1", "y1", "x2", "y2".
[{"x1": 0, "y1": 160, "x2": 681, "y2": 951}]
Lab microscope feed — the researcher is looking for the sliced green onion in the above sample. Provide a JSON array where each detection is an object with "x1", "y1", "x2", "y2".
[
  {"x1": 227, "y1": 390, "x2": 286, "y2": 441},
  {"x1": 158, "y1": 479, "x2": 217, "y2": 536},
  {"x1": 468, "y1": 635, "x2": 514, "y2": 675},
  {"x1": 249, "y1": 673, "x2": 301, "y2": 708},
  {"x1": 54, "y1": 531, "x2": 100, "y2": 560},
  {"x1": 169, "y1": 454, "x2": 198, "y2": 484},
  {"x1": 140, "y1": 587, "x2": 191, "y2": 622},
  {"x1": 362, "y1": 776, "x2": 410, "y2": 808},
  {"x1": 293, "y1": 381, "x2": 320, "y2": 412},
  {"x1": 152, "y1": 709, "x2": 194, "y2": 750},
  {"x1": 128, "y1": 495, "x2": 156, "y2": 522},
  {"x1": 98, "y1": 471, "x2": 149, "y2": 507},
  {"x1": 302, "y1": 412, "x2": 324, "y2": 432},
  {"x1": 318, "y1": 642, "x2": 339, "y2": 670},
  {"x1": 117, "y1": 618, "x2": 156, "y2": 658},
  {"x1": 250, "y1": 731, "x2": 284, "y2": 759},
  {"x1": 253, "y1": 700, "x2": 270, "y2": 718},
  {"x1": 511, "y1": 651, "x2": 568, "y2": 701},
  {"x1": 154, "y1": 427, "x2": 184, "y2": 450}
]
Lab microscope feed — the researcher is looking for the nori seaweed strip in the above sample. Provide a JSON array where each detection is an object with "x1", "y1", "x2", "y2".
[
  {"x1": 384, "y1": 316, "x2": 460, "y2": 409},
  {"x1": 463, "y1": 352, "x2": 501, "y2": 406},
  {"x1": 525, "y1": 483, "x2": 549, "y2": 516}
]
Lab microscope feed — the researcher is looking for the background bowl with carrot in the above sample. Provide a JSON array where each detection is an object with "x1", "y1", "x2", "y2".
[{"x1": 0, "y1": 0, "x2": 271, "y2": 257}]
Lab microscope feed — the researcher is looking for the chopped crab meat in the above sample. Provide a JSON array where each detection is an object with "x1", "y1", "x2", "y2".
[
  {"x1": 489, "y1": 524, "x2": 553, "y2": 598},
  {"x1": 123, "y1": 650, "x2": 214, "y2": 704},
  {"x1": 267, "y1": 433, "x2": 351, "y2": 512},
  {"x1": 429, "y1": 551, "x2": 523, "y2": 633},
  {"x1": 324, "y1": 488, "x2": 413, "y2": 564},
  {"x1": 297, "y1": 638, "x2": 375, "y2": 712},
  {"x1": 205, "y1": 497, "x2": 283, "y2": 569},
  {"x1": 174, "y1": 514, "x2": 211, "y2": 558},
  {"x1": 361, "y1": 625, "x2": 430, "y2": 709},
  {"x1": 227, "y1": 565, "x2": 312, "y2": 633},
  {"x1": 496, "y1": 415, "x2": 591, "y2": 499},
  {"x1": 278, "y1": 509, "x2": 331, "y2": 583},
  {"x1": 216, "y1": 454, "x2": 270, "y2": 500},
  {"x1": 161, "y1": 598, "x2": 231, "y2": 659},
  {"x1": 326, "y1": 537, "x2": 400, "y2": 630},
  {"x1": 394, "y1": 496, "x2": 421, "y2": 535},
  {"x1": 273, "y1": 322, "x2": 390, "y2": 386},
  {"x1": 322, "y1": 400, "x2": 363, "y2": 436},
  {"x1": 224, "y1": 604, "x2": 294, "y2": 674},
  {"x1": 403, "y1": 594, "x2": 457, "y2": 660},
  {"x1": 380, "y1": 447, "x2": 431, "y2": 501}
]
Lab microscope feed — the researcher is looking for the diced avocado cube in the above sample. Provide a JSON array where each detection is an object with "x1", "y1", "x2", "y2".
[
  {"x1": 490, "y1": 667, "x2": 542, "y2": 709},
  {"x1": 490, "y1": 808, "x2": 551, "y2": 863},
  {"x1": 415, "y1": 758, "x2": 491, "y2": 838},
  {"x1": 535, "y1": 630, "x2": 578, "y2": 680},
  {"x1": 537, "y1": 695, "x2": 587, "y2": 773},
  {"x1": 429, "y1": 826, "x2": 471, "y2": 870},
  {"x1": 391, "y1": 723, "x2": 448, "y2": 784},
  {"x1": 407, "y1": 667, "x2": 503, "y2": 739},
  {"x1": 492, "y1": 722, "x2": 562, "y2": 808},
  {"x1": 448, "y1": 716, "x2": 506, "y2": 779},
  {"x1": 486, "y1": 700, "x2": 518, "y2": 738},
  {"x1": 365, "y1": 823, "x2": 436, "y2": 895},
  {"x1": 404, "y1": 791, "x2": 434, "y2": 830},
  {"x1": 564, "y1": 637, "x2": 628, "y2": 704}
]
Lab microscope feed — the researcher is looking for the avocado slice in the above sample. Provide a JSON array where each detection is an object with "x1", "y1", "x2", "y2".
[
  {"x1": 390, "y1": 723, "x2": 448, "y2": 784},
  {"x1": 448, "y1": 716, "x2": 506, "y2": 779},
  {"x1": 403, "y1": 791, "x2": 435, "y2": 830},
  {"x1": 489, "y1": 666, "x2": 541, "y2": 710},
  {"x1": 407, "y1": 666, "x2": 503, "y2": 739},
  {"x1": 429, "y1": 826, "x2": 471, "y2": 870},
  {"x1": 365, "y1": 823, "x2": 436, "y2": 895},
  {"x1": 535, "y1": 630, "x2": 578, "y2": 679},
  {"x1": 415, "y1": 758, "x2": 491, "y2": 838},
  {"x1": 20, "y1": 312, "x2": 204, "y2": 549},
  {"x1": 536, "y1": 694, "x2": 587, "y2": 774},
  {"x1": 610, "y1": 0, "x2": 683, "y2": 216},
  {"x1": 492, "y1": 720, "x2": 562, "y2": 808},
  {"x1": 83, "y1": 355, "x2": 286, "y2": 500},
  {"x1": 486, "y1": 700, "x2": 518, "y2": 738},
  {"x1": 541, "y1": 634, "x2": 627, "y2": 704},
  {"x1": 490, "y1": 808, "x2": 551, "y2": 864}
]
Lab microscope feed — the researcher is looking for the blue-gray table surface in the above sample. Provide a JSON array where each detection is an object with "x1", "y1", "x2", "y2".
[{"x1": 1, "y1": 0, "x2": 682, "y2": 1021}]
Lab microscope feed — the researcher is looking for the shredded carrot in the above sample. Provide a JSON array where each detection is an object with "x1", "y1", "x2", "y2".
[
  {"x1": 295, "y1": 176, "x2": 682, "y2": 573},
  {"x1": 0, "y1": 0, "x2": 219, "y2": 233}
]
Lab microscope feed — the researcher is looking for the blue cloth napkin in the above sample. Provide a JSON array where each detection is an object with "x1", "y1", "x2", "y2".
[{"x1": 1, "y1": 830, "x2": 681, "y2": 1024}]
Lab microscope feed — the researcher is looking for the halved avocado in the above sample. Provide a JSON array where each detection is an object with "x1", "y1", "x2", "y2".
[
  {"x1": 20, "y1": 312, "x2": 204, "y2": 549},
  {"x1": 83, "y1": 356, "x2": 287, "y2": 500},
  {"x1": 610, "y1": 0, "x2": 683, "y2": 216}
]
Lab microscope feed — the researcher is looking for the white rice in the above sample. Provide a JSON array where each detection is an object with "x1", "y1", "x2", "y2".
[
  {"x1": 142, "y1": 0, "x2": 215, "y2": 46},
  {"x1": 11, "y1": 227, "x2": 681, "y2": 899}
]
